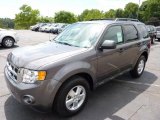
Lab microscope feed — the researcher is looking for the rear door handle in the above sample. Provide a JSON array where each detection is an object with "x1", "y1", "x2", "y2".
[
  {"x1": 118, "y1": 48, "x2": 124, "y2": 53},
  {"x1": 137, "y1": 43, "x2": 141, "y2": 47}
]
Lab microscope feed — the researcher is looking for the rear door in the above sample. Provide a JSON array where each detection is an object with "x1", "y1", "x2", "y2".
[{"x1": 121, "y1": 24, "x2": 148, "y2": 69}]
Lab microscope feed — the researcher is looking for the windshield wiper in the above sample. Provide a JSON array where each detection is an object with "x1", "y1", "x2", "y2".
[{"x1": 55, "y1": 41, "x2": 73, "y2": 46}]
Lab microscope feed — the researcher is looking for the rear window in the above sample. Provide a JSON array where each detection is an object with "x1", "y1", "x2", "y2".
[{"x1": 138, "y1": 24, "x2": 149, "y2": 38}]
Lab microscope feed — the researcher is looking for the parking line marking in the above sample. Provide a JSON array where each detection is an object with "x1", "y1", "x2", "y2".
[
  {"x1": 0, "y1": 93, "x2": 11, "y2": 98},
  {"x1": 114, "y1": 79, "x2": 160, "y2": 87}
]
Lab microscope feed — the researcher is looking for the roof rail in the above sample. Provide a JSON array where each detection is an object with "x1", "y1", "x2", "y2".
[
  {"x1": 90, "y1": 18, "x2": 115, "y2": 21},
  {"x1": 90, "y1": 18, "x2": 139, "y2": 22},
  {"x1": 115, "y1": 18, "x2": 139, "y2": 22}
]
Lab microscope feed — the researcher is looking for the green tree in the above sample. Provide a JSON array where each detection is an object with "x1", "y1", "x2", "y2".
[
  {"x1": 124, "y1": 2, "x2": 139, "y2": 18},
  {"x1": 115, "y1": 9, "x2": 124, "y2": 18},
  {"x1": 144, "y1": 0, "x2": 160, "y2": 21},
  {"x1": 14, "y1": 4, "x2": 40, "y2": 29},
  {"x1": 0, "y1": 19, "x2": 3, "y2": 28},
  {"x1": 78, "y1": 9, "x2": 104, "y2": 21},
  {"x1": 104, "y1": 9, "x2": 116, "y2": 18},
  {"x1": 78, "y1": 9, "x2": 90, "y2": 21},
  {"x1": 54, "y1": 11, "x2": 77, "y2": 23},
  {"x1": 139, "y1": 1, "x2": 148, "y2": 21},
  {"x1": 0, "y1": 18, "x2": 14, "y2": 28},
  {"x1": 38, "y1": 16, "x2": 53, "y2": 23}
]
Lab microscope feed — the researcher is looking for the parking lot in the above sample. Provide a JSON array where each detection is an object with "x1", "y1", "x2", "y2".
[{"x1": 0, "y1": 30, "x2": 160, "y2": 120}]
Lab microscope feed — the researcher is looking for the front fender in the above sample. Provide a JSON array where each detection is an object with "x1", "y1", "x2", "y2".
[
  {"x1": 46, "y1": 61, "x2": 97, "y2": 107},
  {"x1": 53, "y1": 61, "x2": 96, "y2": 84},
  {"x1": 0, "y1": 34, "x2": 15, "y2": 42}
]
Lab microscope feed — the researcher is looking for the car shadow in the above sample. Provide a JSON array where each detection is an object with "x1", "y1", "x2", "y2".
[
  {"x1": 0, "y1": 45, "x2": 19, "y2": 50},
  {"x1": 152, "y1": 42, "x2": 159, "y2": 46},
  {"x1": 4, "y1": 71, "x2": 158, "y2": 120}
]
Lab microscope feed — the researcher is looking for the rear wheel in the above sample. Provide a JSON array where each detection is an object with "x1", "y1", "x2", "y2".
[
  {"x1": 2, "y1": 37, "x2": 14, "y2": 48},
  {"x1": 130, "y1": 56, "x2": 146, "y2": 78},
  {"x1": 54, "y1": 76, "x2": 90, "y2": 117}
]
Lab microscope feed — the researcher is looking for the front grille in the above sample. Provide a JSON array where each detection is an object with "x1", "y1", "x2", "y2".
[{"x1": 6, "y1": 62, "x2": 19, "y2": 82}]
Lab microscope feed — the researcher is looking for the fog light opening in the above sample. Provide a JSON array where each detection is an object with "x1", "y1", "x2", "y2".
[{"x1": 23, "y1": 95, "x2": 35, "y2": 105}]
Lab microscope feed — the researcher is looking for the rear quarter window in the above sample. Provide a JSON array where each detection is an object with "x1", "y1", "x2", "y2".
[{"x1": 137, "y1": 24, "x2": 149, "y2": 38}]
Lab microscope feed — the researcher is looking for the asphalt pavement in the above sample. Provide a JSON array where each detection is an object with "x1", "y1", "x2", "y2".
[{"x1": 0, "y1": 30, "x2": 160, "y2": 120}]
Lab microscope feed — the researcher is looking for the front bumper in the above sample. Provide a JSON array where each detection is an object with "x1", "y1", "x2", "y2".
[{"x1": 4, "y1": 66, "x2": 60, "y2": 111}]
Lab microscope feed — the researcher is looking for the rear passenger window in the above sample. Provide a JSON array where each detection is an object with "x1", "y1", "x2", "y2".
[
  {"x1": 102, "y1": 26, "x2": 123, "y2": 44},
  {"x1": 123, "y1": 25, "x2": 138, "y2": 42},
  {"x1": 138, "y1": 24, "x2": 149, "y2": 38}
]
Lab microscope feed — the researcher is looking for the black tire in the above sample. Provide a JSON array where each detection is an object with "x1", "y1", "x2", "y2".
[
  {"x1": 2, "y1": 37, "x2": 14, "y2": 48},
  {"x1": 56, "y1": 30, "x2": 58, "y2": 34},
  {"x1": 54, "y1": 76, "x2": 90, "y2": 117},
  {"x1": 151, "y1": 37, "x2": 155, "y2": 44},
  {"x1": 158, "y1": 38, "x2": 160, "y2": 41},
  {"x1": 130, "y1": 56, "x2": 146, "y2": 78}
]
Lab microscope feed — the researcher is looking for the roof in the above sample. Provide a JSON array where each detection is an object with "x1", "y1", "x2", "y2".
[
  {"x1": 78, "y1": 20, "x2": 116, "y2": 24},
  {"x1": 78, "y1": 19, "x2": 144, "y2": 25}
]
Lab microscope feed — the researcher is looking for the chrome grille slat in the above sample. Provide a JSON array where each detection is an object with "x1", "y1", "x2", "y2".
[{"x1": 6, "y1": 62, "x2": 19, "y2": 82}]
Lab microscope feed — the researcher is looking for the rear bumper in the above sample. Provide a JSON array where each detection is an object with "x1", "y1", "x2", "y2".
[{"x1": 4, "y1": 66, "x2": 60, "y2": 112}]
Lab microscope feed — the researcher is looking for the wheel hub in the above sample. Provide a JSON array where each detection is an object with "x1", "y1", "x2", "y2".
[
  {"x1": 137, "y1": 59, "x2": 145, "y2": 74},
  {"x1": 65, "y1": 85, "x2": 86, "y2": 111}
]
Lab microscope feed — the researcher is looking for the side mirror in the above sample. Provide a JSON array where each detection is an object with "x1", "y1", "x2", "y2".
[{"x1": 100, "y1": 40, "x2": 116, "y2": 49}]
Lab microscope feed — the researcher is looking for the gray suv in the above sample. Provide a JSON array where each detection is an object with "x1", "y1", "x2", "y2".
[{"x1": 4, "y1": 18, "x2": 151, "y2": 117}]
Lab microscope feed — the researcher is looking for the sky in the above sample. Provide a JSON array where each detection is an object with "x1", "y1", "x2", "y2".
[{"x1": 0, "y1": 0, "x2": 146, "y2": 19}]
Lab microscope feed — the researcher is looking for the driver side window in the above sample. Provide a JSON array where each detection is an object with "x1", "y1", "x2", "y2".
[{"x1": 102, "y1": 25, "x2": 123, "y2": 44}]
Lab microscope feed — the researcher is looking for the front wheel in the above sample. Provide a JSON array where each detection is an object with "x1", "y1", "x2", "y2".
[
  {"x1": 54, "y1": 76, "x2": 90, "y2": 117},
  {"x1": 130, "y1": 56, "x2": 146, "y2": 78},
  {"x1": 2, "y1": 37, "x2": 14, "y2": 48}
]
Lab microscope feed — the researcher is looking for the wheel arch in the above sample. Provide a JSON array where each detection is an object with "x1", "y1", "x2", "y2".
[
  {"x1": 61, "y1": 72, "x2": 94, "y2": 91},
  {"x1": 141, "y1": 51, "x2": 148, "y2": 61},
  {"x1": 132, "y1": 50, "x2": 149, "y2": 70},
  {"x1": 2, "y1": 36, "x2": 15, "y2": 42},
  {"x1": 52, "y1": 72, "x2": 94, "y2": 110}
]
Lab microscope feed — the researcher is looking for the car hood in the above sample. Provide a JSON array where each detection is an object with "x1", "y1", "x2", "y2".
[
  {"x1": 0, "y1": 30, "x2": 16, "y2": 34},
  {"x1": 9, "y1": 41, "x2": 87, "y2": 69}
]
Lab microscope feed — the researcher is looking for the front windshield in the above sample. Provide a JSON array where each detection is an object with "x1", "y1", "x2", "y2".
[{"x1": 54, "y1": 23, "x2": 105, "y2": 48}]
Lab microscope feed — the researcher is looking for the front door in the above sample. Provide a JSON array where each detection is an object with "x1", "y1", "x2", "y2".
[{"x1": 97, "y1": 25, "x2": 128, "y2": 81}]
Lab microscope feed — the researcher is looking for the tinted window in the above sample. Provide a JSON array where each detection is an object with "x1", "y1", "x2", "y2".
[
  {"x1": 102, "y1": 26, "x2": 123, "y2": 44},
  {"x1": 156, "y1": 28, "x2": 160, "y2": 31},
  {"x1": 149, "y1": 26, "x2": 156, "y2": 32},
  {"x1": 123, "y1": 25, "x2": 138, "y2": 41},
  {"x1": 138, "y1": 24, "x2": 149, "y2": 38}
]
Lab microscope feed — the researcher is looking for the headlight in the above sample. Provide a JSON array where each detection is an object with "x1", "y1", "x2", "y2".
[{"x1": 22, "y1": 69, "x2": 46, "y2": 84}]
